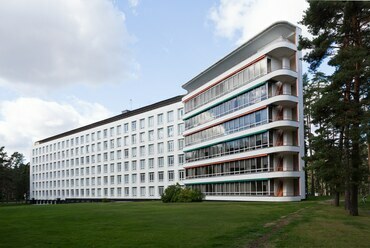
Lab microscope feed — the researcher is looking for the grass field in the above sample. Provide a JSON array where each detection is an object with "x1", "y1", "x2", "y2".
[{"x1": 0, "y1": 198, "x2": 369, "y2": 247}]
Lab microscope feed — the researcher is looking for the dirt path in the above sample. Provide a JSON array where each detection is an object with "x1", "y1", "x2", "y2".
[{"x1": 246, "y1": 207, "x2": 309, "y2": 248}]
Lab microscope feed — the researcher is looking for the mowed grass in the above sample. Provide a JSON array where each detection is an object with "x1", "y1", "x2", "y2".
[
  {"x1": 270, "y1": 200, "x2": 370, "y2": 248},
  {"x1": 0, "y1": 199, "x2": 369, "y2": 247}
]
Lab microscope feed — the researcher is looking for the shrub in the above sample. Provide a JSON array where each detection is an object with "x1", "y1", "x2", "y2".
[{"x1": 161, "y1": 184, "x2": 204, "y2": 203}]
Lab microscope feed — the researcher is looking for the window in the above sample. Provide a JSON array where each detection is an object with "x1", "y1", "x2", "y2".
[
  {"x1": 124, "y1": 123, "x2": 129, "y2": 133},
  {"x1": 124, "y1": 174, "x2": 129, "y2": 184},
  {"x1": 104, "y1": 164, "x2": 108, "y2": 173},
  {"x1": 178, "y1": 139, "x2": 184, "y2": 150},
  {"x1": 117, "y1": 175, "x2": 122, "y2": 184},
  {"x1": 110, "y1": 175, "x2": 114, "y2": 184},
  {"x1": 140, "y1": 173, "x2": 145, "y2": 183},
  {"x1": 124, "y1": 149, "x2": 129, "y2": 159},
  {"x1": 158, "y1": 171, "x2": 164, "y2": 182},
  {"x1": 132, "y1": 187, "x2": 137, "y2": 197},
  {"x1": 131, "y1": 134, "x2": 137, "y2": 145},
  {"x1": 178, "y1": 108, "x2": 184, "y2": 120},
  {"x1": 157, "y1": 143, "x2": 164, "y2": 154},
  {"x1": 157, "y1": 113, "x2": 163, "y2": 125},
  {"x1": 158, "y1": 157, "x2": 164, "y2": 167},
  {"x1": 148, "y1": 130, "x2": 154, "y2": 141},
  {"x1": 178, "y1": 123, "x2": 184, "y2": 135},
  {"x1": 140, "y1": 118, "x2": 145, "y2": 129},
  {"x1": 168, "y1": 170, "x2": 174, "y2": 181},
  {"x1": 117, "y1": 125, "x2": 122, "y2": 135},
  {"x1": 179, "y1": 170, "x2": 185, "y2": 180},
  {"x1": 167, "y1": 111, "x2": 174, "y2": 122},
  {"x1": 110, "y1": 127, "x2": 114, "y2": 137},
  {"x1": 110, "y1": 163, "x2": 115, "y2": 173},
  {"x1": 132, "y1": 147, "x2": 137, "y2": 157},
  {"x1": 124, "y1": 136, "x2": 129, "y2": 146},
  {"x1": 158, "y1": 186, "x2": 164, "y2": 196},
  {"x1": 131, "y1": 121, "x2": 136, "y2": 131},
  {"x1": 124, "y1": 162, "x2": 129, "y2": 171},
  {"x1": 97, "y1": 131, "x2": 101, "y2": 140},
  {"x1": 117, "y1": 137, "x2": 122, "y2": 147},
  {"x1": 132, "y1": 161, "x2": 137, "y2": 171},
  {"x1": 117, "y1": 162, "x2": 122, "y2": 172},
  {"x1": 148, "y1": 144, "x2": 154, "y2": 155},
  {"x1": 140, "y1": 187, "x2": 145, "y2": 197},
  {"x1": 167, "y1": 126, "x2": 174, "y2": 137},
  {"x1": 148, "y1": 158, "x2": 154, "y2": 169},
  {"x1": 124, "y1": 187, "x2": 129, "y2": 196},
  {"x1": 140, "y1": 132, "x2": 145, "y2": 143},
  {"x1": 140, "y1": 159, "x2": 145, "y2": 170},
  {"x1": 149, "y1": 186, "x2": 155, "y2": 196},
  {"x1": 103, "y1": 129, "x2": 108, "y2": 139},
  {"x1": 157, "y1": 128, "x2": 164, "y2": 139},
  {"x1": 140, "y1": 146, "x2": 145, "y2": 157},
  {"x1": 167, "y1": 140, "x2": 174, "y2": 152},
  {"x1": 178, "y1": 154, "x2": 184, "y2": 165},
  {"x1": 167, "y1": 155, "x2": 174, "y2": 166},
  {"x1": 149, "y1": 172, "x2": 154, "y2": 182},
  {"x1": 132, "y1": 174, "x2": 137, "y2": 183},
  {"x1": 148, "y1": 116, "x2": 154, "y2": 127}
]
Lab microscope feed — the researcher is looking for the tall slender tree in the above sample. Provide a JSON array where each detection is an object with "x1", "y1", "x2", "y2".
[{"x1": 300, "y1": 1, "x2": 370, "y2": 216}]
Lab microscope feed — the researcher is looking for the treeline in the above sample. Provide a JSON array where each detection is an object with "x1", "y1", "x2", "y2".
[
  {"x1": 300, "y1": 1, "x2": 369, "y2": 216},
  {"x1": 0, "y1": 146, "x2": 29, "y2": 202}
]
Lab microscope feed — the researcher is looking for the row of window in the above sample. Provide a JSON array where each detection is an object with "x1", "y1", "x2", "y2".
[
  {"x1": 32, "y1": 170, "x2": 185, "y2": 189},
  {"x1": 33, "y1": 123, "x2": 185, "y2": 159},
  {"x1": 33, "y1": 185, "x2": 168, "y2": 199},
  {"x1": 33, "y1": 138, "x2": 184, "y2": 165},
  {"x1": 185, "y1": 84, "x2": 267, "y2": 130},
  {"x1": 185, "y1": 132, "x2": 269, "y2": 162},
  {"x1": 185, "y1": 156, "x2": 269, "y2": 179},
  {"x1": 33, "y1": 108, "x2": 184, "y2": 156},
  {"x1": 184, "y1": 58, "x2": 268, "y2": 113},
  {"x1": 189, "y1": 180, "x2": 272, "y2": 196},
  {"x1": 185, "y1": 108, "x2": 268, "y2": 146},
  {"x1": 32, "y1": 155, "x2": 185, "y2": 178}
]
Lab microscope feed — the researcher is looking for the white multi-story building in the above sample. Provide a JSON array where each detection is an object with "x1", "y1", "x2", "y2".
[
  {"x1": 182, "y1": 21, "x2": 305, "y2": 201},
  {"x1": 30, "y1": 96, "x2": 185, "y2": 201},
  {"x1": 30, "y1": 21, "x2": 305, "y2": 202}
]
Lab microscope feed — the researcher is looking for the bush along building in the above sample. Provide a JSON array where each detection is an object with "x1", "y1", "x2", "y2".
[{"x1": 30, "y1": 21, "x2": 305, "y2": 203}]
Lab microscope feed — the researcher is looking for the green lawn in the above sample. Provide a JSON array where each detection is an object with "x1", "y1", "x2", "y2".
[{"x1": 0, "y1": 199, "x2": 369, "y2": 247}]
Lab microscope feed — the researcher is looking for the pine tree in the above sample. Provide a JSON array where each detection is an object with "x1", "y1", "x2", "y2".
[{"x1": 300, "y1": 1, "x2": 370, "y2": 216}]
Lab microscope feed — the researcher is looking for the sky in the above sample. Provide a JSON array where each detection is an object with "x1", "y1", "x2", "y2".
[{"x1": 0, "y1": 0, "x2": 310, "y2": 160}]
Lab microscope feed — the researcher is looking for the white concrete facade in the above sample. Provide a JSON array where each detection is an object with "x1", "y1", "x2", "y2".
[
  {"x1": 182, "y1": 21, "x2": 305, "y2": 202},
  {"x1": 30, "y1": 96, "x2": 186, "y2": 201},
  {"x1": 30, "y1": 21, "x2": 305, "y2": 202}
]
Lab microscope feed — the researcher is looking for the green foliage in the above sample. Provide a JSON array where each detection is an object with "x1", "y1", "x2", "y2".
[
  {"x1": 300, "y1": 0, "x2": 370, "y2": 216},
  {"x1": 161, "y1": 183, "x2": 204, "y2": 203},
  {"x1": 178, "y1": 187, "x2": 203, "y2": 202},
  {"x1": 0, "y1": 146, "x2": 29, "y2": 202}
]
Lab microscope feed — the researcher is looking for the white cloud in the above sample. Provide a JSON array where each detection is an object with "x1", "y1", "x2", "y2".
[
  {"x1": 208, "y1": 0, "x2": 308, "y2": 45},
  {"x1": 0, "y1": 97, "x2": 111, "y2": 159},
  {"x1": 0, "y1": 0, "x2": 137, "y2": 91}
]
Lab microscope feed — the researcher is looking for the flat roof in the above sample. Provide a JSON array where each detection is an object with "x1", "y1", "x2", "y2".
[
  {"x1": 36, "y1": 95, "x2": 184, "y2": 145},
  {"x1": 182, "y1": 21, "x2": 298, "y2": 93}
]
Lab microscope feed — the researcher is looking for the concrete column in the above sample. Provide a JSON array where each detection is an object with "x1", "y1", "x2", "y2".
[{"x1": 282, "y1": 57, "x2": 290, "y2": 69}]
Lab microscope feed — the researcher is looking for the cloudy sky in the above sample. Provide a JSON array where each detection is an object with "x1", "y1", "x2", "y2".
[{"x1": 0, "y1": 0, "x2": 309, "y2": 159}]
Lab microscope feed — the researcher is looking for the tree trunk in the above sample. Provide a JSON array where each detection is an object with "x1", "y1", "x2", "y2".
[{"x1": 334, "y1": 191, "x2": 340, "y2": 207}]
